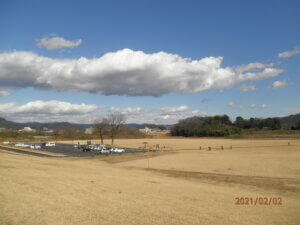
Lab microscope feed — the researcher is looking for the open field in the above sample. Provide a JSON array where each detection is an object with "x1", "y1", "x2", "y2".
[
  {"x1": 1, "y1": 138, "x2": 300, "y2": 225},
  {"x1": 59, "y1": 137, "x2": 300, "y2": 151}
]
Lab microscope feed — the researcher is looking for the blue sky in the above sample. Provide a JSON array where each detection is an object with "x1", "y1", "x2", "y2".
[{"x1": 0, "y1": 0, "x2": 299, "y2": 124}]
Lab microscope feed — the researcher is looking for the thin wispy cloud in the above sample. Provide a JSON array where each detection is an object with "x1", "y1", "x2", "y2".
[
  {"x1": 286, "y1": 106, "x2": 300, "y2": 114},
  {"x1": 0, "y1": 91, "x2": 11, "y2": 97},
  {"x1": 0, "y1": 49, "x2": 283, "y2": 97},
  {"x1": 161, "y1": 105, "x2": 189, "y2": 114},
  {"x1": 235, "y1": 63, "x2": 274, "y2": 73},
  {"x1": 278, "y1": 47, "x2": 300, "y2": 58},
  {"x1": 228, "y1": 102, "x2": 267, "y2": 110},
  {"x1": 248, "y1": 104, "x2": 267, "y2": 109},
  {"x1": 104, "y1": 105, "x2": 204, "y2": 124},
  {"x1": 240, "y1": 84, "x2": 257, "y2": 92},
  {"x1": 109, "y1": 107, "x2": 145, "y2": 115},
  {"x1": 269, "y1": 80, "x2": 289, "y2": 89},
  {"x1": 227, "y1": 102, "x2": 237, "y2": 106},
  {"x1": 36, "y1": 36, "x2": 82, "y2": 50}
]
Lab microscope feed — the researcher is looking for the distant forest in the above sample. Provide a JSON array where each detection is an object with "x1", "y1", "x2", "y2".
[
  {"x1": 171, "y1": 115, "x2": 300, "y2": 137},
  {"x1": 1, "y1": 113, "x2": 300, "y2": 139}
]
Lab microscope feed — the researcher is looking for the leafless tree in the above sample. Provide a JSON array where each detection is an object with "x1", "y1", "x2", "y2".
[
  {"x1": 107, "y1": 113, "x2": 126, "y2": 146},
  {"x1": 93, "y1": 118, "x2": 109, "y2": 145}
]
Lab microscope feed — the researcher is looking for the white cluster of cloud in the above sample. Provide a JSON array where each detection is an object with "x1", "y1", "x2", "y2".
[
  {"x1": 161, "y1": 105, "x2": 189, "y2": 114},
  {"x1": 107, "y1": 105, "x2": 205, "y2": 124},
  {"x1": 157, "y1": 109, "x2": 206, "y2": 123},
  {"x1": 286, "y1": 106, "x2": 300, "y2": 114},
  {"x1": 248, "y1": 104, "x2": 267, "y2": 109},
  {"x1": 278, "y1": 47, "x2": 300, "y2": 58},
  {"x1": 0, "y1": 100, "x2": 99, "y2": 114},
  {"x1": 36, "y1": 36, "x2": 82, "y2": 50},
  {"x1": 269, "y1": 80, "x2": 289, "y2": 89},
  {"x1": 0, "y1": 91, "x2": 11, "y2": 97},
  {"x1": 0, "y1": 49, "x2": 283, "y2": 97},
  {"x1": 234, "y1": 63, "x2": 274, "y2": 73},
  {"x1": 227, "y1": 102, "x2": 237, "y2": 106},
  {"x1": 0, "y1": 100, "x2": 206, "y2": 124},
  {"x1": 227, "y1": 102, "x2": 267, "y2": 110},
  {"x1": 109, "y1": 107, "x2": 144, "y2": 115},
  {"x1": 0, "y1": 100, "x2": 101, "y2": 123},
  {"x1": 240, "y1": 84, "x2": 257, "y2": 92}
]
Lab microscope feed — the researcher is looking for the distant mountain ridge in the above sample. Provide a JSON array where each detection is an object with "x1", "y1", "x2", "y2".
[
  {"x1": 0, "y1": 117, "x2": 84, "y2": 131},
  {"x1": 0, "y1": 118, "x2": 171, "y2": 131},
  {"x1": 0, "y1": 113, "x2": 299, "y2": 130},
  {"x1": 279, "y1": 114, "x2": 300, "y2": 129}
]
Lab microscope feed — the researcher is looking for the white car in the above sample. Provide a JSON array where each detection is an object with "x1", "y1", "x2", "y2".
[
  {"x1": 15, "y1": 143, "x2": 30, "y2": 147},
  {"x1": 3, "y1": 141, "x2": 10, "y2": 144},
  {"x1": 30, "y1": 145, "x2": 41, "y2": 149},
  {"x1": 87, "y1": 145, "x2": 95, "y2": 150},
  {"x1": 45, "y1": 142, "x2": 55, "y2": 147},
  {"x1": 94, "y1": 145, "x2": 106, "y2": 151},
  {"x1": 101, "y1": 149, "x2": 110, "y2": 154},
  {"x1": 110, "y1": 148, "x2": 125, "y2": 153},
  {"x1": 94, "y1": 146, "x2": 102, "y2": 151}
]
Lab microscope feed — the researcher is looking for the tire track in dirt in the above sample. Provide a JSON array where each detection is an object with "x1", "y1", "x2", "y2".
[{"x1": 144, "y1": 168, "x2": 300, "y2": 194}]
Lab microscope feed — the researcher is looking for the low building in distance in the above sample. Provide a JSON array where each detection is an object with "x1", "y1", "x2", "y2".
[{"x1": 18, "y1": 126, "x2": 36, "y2": 133}]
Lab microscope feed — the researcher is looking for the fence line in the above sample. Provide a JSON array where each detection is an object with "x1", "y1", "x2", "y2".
[{"x1": 161, "y1": 143, "x2": 300, "y2": 151}]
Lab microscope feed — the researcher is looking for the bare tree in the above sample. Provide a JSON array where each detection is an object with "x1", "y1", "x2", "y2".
[
  {"x1": 107, "y1": 113, "x2": 126, "y2": 146},
  {"x1": 93, "y1": 118, "x2": 109, "y2": 145}
]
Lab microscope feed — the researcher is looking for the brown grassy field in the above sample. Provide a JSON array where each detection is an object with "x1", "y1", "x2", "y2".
[{"x1": 1, "y1": 138, "x2": 300, "y2": 225}]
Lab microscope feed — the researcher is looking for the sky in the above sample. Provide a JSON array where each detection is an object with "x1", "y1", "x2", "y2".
[{"x1": 0, "y1": 0, "x2": 299, "y2": 124}]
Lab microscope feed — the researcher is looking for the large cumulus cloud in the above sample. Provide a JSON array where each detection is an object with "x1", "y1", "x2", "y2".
[{"x1": 0, "y1": 49, "x2": 283, "y2": 97}]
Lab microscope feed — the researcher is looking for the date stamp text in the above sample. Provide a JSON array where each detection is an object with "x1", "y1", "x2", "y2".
[{"x1": 235, "y1": 197, "x2": 282, "y2": 205}]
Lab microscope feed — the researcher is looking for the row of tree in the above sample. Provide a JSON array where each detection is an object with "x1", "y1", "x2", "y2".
[
  {"x1": 171, "y1": 115, "x2": 282, "y2": 137},
  {"x1": 93, "y1": 113, "x2": 126, "y2": 145},
  {"x1": 48, "y1": 113, "x2": 128, "y2": 143},
  {"x1": 291, "y1": 122, "x2": 300, "y2": 130},
  {"x1": 234, "y1": 116, "x2": 281, "y2": 130}
]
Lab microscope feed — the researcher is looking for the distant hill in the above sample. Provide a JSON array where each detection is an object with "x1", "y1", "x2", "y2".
[
  {"x1": 0, "y1": 117, "x2": 24, "y2": 130},
  {"x1": 126, "y1": 123, "x2": 141, "y2": 128},
  {"x1": 1, "y1": 114, "x2": 299, "y2": 131},
  {"x1": 0, "y1": 117, "x2": 85, "y2": 131},
  {"x1": 0, "y1": 117, "x2": 173, "y2": 131},
  {"x1": 127, "y1": 123, "x2": 172, "y2": 130},
  {"x1": 280, "y1": 114, "x2": 300, "y2": 129}
]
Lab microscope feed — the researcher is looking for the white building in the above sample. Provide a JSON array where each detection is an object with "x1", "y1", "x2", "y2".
[
  {"x1": 85, "y1": 127, "x2": 94, "y2": 134},
  {"x1": 139, "y1": 126, "x2": 152, "y2": 133},
  {"x1": 18, "y1": 127, "x2": 36, "y2": 132},
  {"x1": 43, "y1": 127, "x2": 54, "y2": 133}
]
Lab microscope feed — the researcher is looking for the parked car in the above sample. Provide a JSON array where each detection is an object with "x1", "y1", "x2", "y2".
[
  {"x1": 87, "y1": 145, "x2": 95, "y2": 150},
  {"x1": 114, "y1": 148, "x2": 125, "y2": 153},
  {"x1": 2, "y1": 141, "x2": 10, "y2": 144},
  {"x1": 45, "y1": 142, "x2": 55, "y2": 147},
  {"x1": 15, "y1": 143, "x2": 30, "y2": 147},
  {"x1": 101, "y1": 149, "x2": 110, "y2": 154},
  {"x1": 30, "y1": 144, "x2": 41, "y2": 149},
  {"x1": 110, "y1": 148, "x2": 125, "y2": 153},
  {"x1": 94, "y1": 145, "x2": 106, "y2": 151},
  {"x1": 81, "y1": 145, "x2": 91, "y2": 152}
]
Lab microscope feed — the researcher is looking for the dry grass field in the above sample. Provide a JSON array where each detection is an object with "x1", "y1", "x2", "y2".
[{"x1": 1, "y1": 138, "x2": 300, "y2": 225}]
